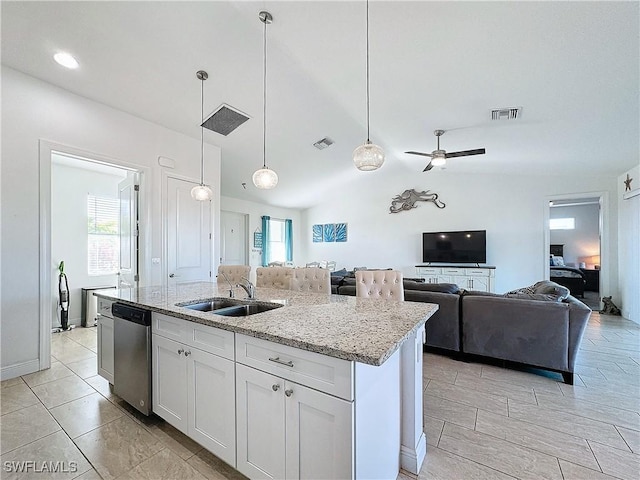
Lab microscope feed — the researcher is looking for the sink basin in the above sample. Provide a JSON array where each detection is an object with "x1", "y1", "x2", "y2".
[
  {"x1": 178, "y1": 298, "x2": 241, "y2": 312},
  {"x1": 213, "y1": 303, "x2": 283, "y2": 317},
  {"x1": 177, "y1": 298, "x2": 283, "y2": 316}
]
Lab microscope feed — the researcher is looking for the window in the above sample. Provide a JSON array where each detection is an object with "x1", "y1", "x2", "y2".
[
  {"x1": 267, "y1": 218, "x2": 286, "y2": 263},
  {"x1": 550, "y1": 217, "x2": 575, "y2": 230},
  {"x1": 87, "y1": 195, "x2": 119, "y2": 275}
]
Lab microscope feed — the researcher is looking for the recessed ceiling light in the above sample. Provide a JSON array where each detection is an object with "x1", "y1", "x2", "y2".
[{"x1": 54, "y1": 52, "x2": 79, "y2": 69}]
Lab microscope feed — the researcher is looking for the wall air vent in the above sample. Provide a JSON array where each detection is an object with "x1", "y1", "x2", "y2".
[
  {"x1": 201, "y1": 104, "x2": 250, "y2": 136},
  {"x1": 313, "y1": 137, "x2": 334, "y2": 150},
  {"x1": 491, "y1": 107, "x2": 522, "y2": 120}
]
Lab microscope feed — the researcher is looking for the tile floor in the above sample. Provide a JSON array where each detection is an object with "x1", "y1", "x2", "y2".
[{"x1": 1, "y1": 311, "x2": 638, "y2": 479}]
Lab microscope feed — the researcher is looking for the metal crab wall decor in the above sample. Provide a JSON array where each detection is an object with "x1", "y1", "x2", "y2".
[{"x1": 389, "y1": 189, "x2": 446, "y2": 213}]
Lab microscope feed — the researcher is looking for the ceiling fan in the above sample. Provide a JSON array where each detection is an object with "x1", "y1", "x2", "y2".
[{"x1": 406, "y1": 129, "x2": 486, "y2": 172}]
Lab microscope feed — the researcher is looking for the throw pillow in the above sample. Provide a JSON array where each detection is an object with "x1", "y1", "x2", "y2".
[
  {"x1": 551, "y1": 256, "x2": 565, "y2": 266},
  {"x1": 506, "y1": 284, "x2": 537, "y2": 295},
  {"x1": 533, "y1": 281, "x2": 570, "y2": 300},
  {"x1": 504, "y1": 293, "x2": 563, "y2": 302},
  {"x1": 331, "y1": 268, "x2": 348, "y2": 277}
]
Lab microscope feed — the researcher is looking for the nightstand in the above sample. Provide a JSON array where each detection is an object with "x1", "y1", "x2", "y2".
[{"x1": 580, "y1": 268, "x2": 600, "y2": 292}]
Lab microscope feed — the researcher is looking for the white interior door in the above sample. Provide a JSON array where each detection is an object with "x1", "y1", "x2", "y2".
[
  {"x1": 166, "y1": 176, "x2": 212, "y2": 286},
  {"x1": 118, "y1": 172, "x2": 139, "y2": 288},
  {"x1": 220, "y1": 210, "x2": 247, "y2": 265}
]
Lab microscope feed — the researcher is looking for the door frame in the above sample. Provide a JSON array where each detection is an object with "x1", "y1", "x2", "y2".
[
  {"x1": 161, "y1": 170, "x2": 215, "y2": 288},
  {"x1": 543, "y1": 190, "x2": 609, "y2": 299},
  {"x1": 39, "y1": 140, "x2": 148, "y2": 371}
]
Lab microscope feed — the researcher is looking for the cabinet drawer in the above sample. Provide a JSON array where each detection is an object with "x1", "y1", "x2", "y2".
[
  {"x1": 417, "y1": 267, "x2": 440, "y2": 275},
  {"x1": 153, "y1": 312, "x2": 185, "y2": 342},
  {"x1": 97, "y1": 298, "x2": 113, "y2": 318},
  {"x1": 442, "y1": 268, "x2": 465, "y2": 275},
  {"x1": 467, "y1": 269, "x2": 491, "y2": 277},
  {"x1": 152, "y1": 313, "x2": 234, "y2": 360},
  {"x1": 236, "y1": 334, "x2": 353, "y2": 401}
]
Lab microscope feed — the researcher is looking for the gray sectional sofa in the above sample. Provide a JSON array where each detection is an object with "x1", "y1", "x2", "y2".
[{"x1": 334, "y1": 274, "x2": 591, "y2": 384}]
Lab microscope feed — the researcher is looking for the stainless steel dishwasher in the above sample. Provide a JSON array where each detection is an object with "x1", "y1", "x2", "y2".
[{"x1": 112, "y1": 303, "x2": 152, "y2": 415}]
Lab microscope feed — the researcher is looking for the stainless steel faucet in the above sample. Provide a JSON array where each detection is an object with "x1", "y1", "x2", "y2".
[
  {"x1": 237, "y1": 277, "x2": 255, "y2": 299},
  {"x1": 217, "y1": 272, "x2": 235, "y2": 298}
]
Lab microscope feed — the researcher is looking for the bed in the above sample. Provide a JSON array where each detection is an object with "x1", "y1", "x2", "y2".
[{"x1": 550, "y1": 266, "x2": 587, "y2": 298}]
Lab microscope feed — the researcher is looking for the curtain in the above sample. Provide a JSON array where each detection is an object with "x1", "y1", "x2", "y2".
[
  {"x1": 285, "y1": 219, "x2": 293, "y2": 262},
  {"x1": 261, "y1": 215, "x2": 270, "y2": 267}
]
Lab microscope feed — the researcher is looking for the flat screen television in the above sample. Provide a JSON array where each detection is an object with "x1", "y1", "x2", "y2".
[{"x1": 422, "y1": 230, "x2": 486, "y2": 264}]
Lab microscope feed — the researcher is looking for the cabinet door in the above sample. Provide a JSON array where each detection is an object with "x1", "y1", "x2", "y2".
[
  {"x1": 467, "y1": 276, "x2": 489, "y2": 292},
  {"x1": 152, "y1": 334, "x2": 188, "y2": 432},
  {"x1": 285, "y1": 381, "x2": 354, "y2": 480},
  {"x1": 97, "y1": 315, "x2": 114, "y2": 384},
  {"x1": 188, "y1": 348, "x2": 236, "y2": 467},
  {"x1": 236, "y1": 364, "x2": 286, "y2": 479}
]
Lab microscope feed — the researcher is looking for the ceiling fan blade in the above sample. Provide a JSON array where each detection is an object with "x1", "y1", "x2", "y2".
[
  {"x1": 423, "y1": 162, "x2": 434, "y2": 172},
  {"x1": 405, "y1": 151, "x2": 434, "y2": 158},
  {"x1": 445, "y1": 148, "x2": 486, "y2": 158}
]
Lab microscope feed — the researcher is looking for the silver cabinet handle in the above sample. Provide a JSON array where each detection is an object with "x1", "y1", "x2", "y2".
[
  {"x1": 178, "y1": 348, "x2": 184, "y2": 355},
  {"x1": 269, "y1": 357, "x2": 294, "y2": 368},
  {"x1": 184, "y1": 350, "x2": 191, "y2": 357},
  {"x1": 284, "y1": 389, "x2": 293, "y2": 397},
  {"x1": 272, "y1": 384, "x2": 280, "y2": 391}
]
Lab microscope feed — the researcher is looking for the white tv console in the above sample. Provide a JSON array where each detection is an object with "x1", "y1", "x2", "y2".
[{"x1": 415, "y1": 265, "x2": 496, "y2": 293}]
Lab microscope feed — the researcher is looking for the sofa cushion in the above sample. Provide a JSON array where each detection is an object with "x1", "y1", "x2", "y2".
[
  {"x1": 503, "y1": 293, "x2": 563, "y2": 302},
  {"x1": 533, "y1": 280, "x2": 570, "y2": 300},
  {"x1": 407, "y1": 282, "x2": 460, "y2": 294},
  {"x1": 330, "y1": 275, "x2": 344, "y2": 286}
]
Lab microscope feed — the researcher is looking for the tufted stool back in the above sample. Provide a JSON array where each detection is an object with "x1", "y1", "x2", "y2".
[
  {"x1": 217, "y1": 265, "x2": 251, "y2": 285},
  {"x1": 290, "y1": 267, "x2": 331, "y2": 294},
  {"x1": 256, "y1": 266, "x2": 294, "y2": 289},
  {"x1": 355, "y1": 270, "x2": 404, "y2": 300}
]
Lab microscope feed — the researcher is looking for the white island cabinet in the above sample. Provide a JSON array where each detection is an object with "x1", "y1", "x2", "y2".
[
  {"x1": 151, "y1": 313, "x2": 236, "y2": 466},
  {"x1": 96, "y1": 298, "x2": 114, "y2": 383}
]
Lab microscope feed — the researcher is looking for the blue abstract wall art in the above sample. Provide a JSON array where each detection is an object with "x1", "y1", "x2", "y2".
[{"x1": 312, "y1": 223, "x2": 347, "y2": 243}]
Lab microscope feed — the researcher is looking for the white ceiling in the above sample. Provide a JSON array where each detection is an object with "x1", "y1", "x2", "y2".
[{"x1": 2, "y1": 1, "x2": 638, "y2": 209}]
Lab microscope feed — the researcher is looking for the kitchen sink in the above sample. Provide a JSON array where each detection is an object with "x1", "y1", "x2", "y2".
[
  {"x1": 177, "y1": 298, "x2": 283, "y2": 316},
  {"x1": 178, "y1": 298, "x2": 241, "y2": 312},
  {"x1": 212, "y1": 303, "x2": 283, "y2": 317}
]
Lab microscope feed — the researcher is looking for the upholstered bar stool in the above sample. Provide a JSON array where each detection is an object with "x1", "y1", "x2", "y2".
[
  {"x1": 255, "y1": 266, "x2": 294, "y2": 289},
  {"x1": 217, "y1": 265, "x2": 251, "y2": 284},
  {"x1": 290, "y1": 267, "x2": 331, "y2": 294},
  {"x1": 355, "y1": 270, "x2": 404, "y2": 300}
]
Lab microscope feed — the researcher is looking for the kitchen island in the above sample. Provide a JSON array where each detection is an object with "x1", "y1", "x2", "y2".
[{"x1": 95, "y1": 282, "x2": 437, "y2": 479}]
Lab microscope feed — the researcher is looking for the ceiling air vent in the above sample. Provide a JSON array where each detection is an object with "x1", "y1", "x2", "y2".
[
  {"x1": 313, "y1": 137, "x2": 334, "y2": 150},
  {"x1": 201, "y1": 104, "x2": 250, "y2": 136},
  {"x1": 491, "y1": 107, "x2": 522, "y2": 121}
]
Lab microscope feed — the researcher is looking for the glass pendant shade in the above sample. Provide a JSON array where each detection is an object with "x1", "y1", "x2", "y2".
[
  {"x1": 430, "y1": 153, "x2": 446, "y2": 167},
  {"x1": 252, "y1": 167, "x2": 278, "y2": 189},
  {"x1": 353, "y1": 141, "x2": 385, "y2": 171},
  {"x1": 191, "y1": 184, "x2": 213, "y2": 201}
]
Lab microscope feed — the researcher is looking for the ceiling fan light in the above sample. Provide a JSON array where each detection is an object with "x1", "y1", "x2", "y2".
[
  {"x1": 190, "y1": 184, "x2": 213, "y2": 201},
  {"x1": 431, "y1": 154, "x2": 446, "y2": 167},
  {"x1": 252, "y1": 167, "x2": 278, "y2": 189},
  {"x1": 353, "y1": 141, "x2": 385, "y2": 171}
]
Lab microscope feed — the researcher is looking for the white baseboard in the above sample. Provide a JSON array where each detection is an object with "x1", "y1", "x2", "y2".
[
  {"x1": 1, "y1": 359, "x2": 40, "y2": 381},
  {"x1": 400, "y1": 432, "x2": 427, "y2": 475}
]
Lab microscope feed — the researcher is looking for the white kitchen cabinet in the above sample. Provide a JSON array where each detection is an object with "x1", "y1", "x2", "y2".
[
  {"x1": 416, "y1": 265, "x2": 495, "y2": 292},
  {"x1": 96, "y1": 298, "x2": 114, "y2": 383},
  {"x1": 236, "y1": 363, "x2": 353, "y2": 480},
  {"x1": 152, "y1": 316, "x2": 236, "y2": 467}
]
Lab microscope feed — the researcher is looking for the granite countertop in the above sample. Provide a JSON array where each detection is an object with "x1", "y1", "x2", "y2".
[{"x1": 94, "y1": 282, "x2": 438, "y2": 366}]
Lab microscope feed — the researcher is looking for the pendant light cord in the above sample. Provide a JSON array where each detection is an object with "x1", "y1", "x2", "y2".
[
  {"x1": 366, "y1": 0, "x2": 370, "y2": 143},
  {"x1": 200, "y1": 76, "x2": 204, "y2": 185},
  {"x1": 263, "y1": 18, "x2": 267, "y2": 169}
]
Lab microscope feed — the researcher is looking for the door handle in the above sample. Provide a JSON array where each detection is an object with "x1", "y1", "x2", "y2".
[{"x1": 169, "y1": 273, "x2": 180, "y2": 278}]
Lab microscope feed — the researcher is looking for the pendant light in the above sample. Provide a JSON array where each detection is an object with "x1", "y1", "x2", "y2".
[
  {"x1": 252, "y1": 11, "x2": 278, "y2": 189},
  {"x1": 353, "y1": 0, "x2": 385, "y2": 171},
  {"x1": 191, "y1": 70, "x2": 213, "y2": 201}
]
